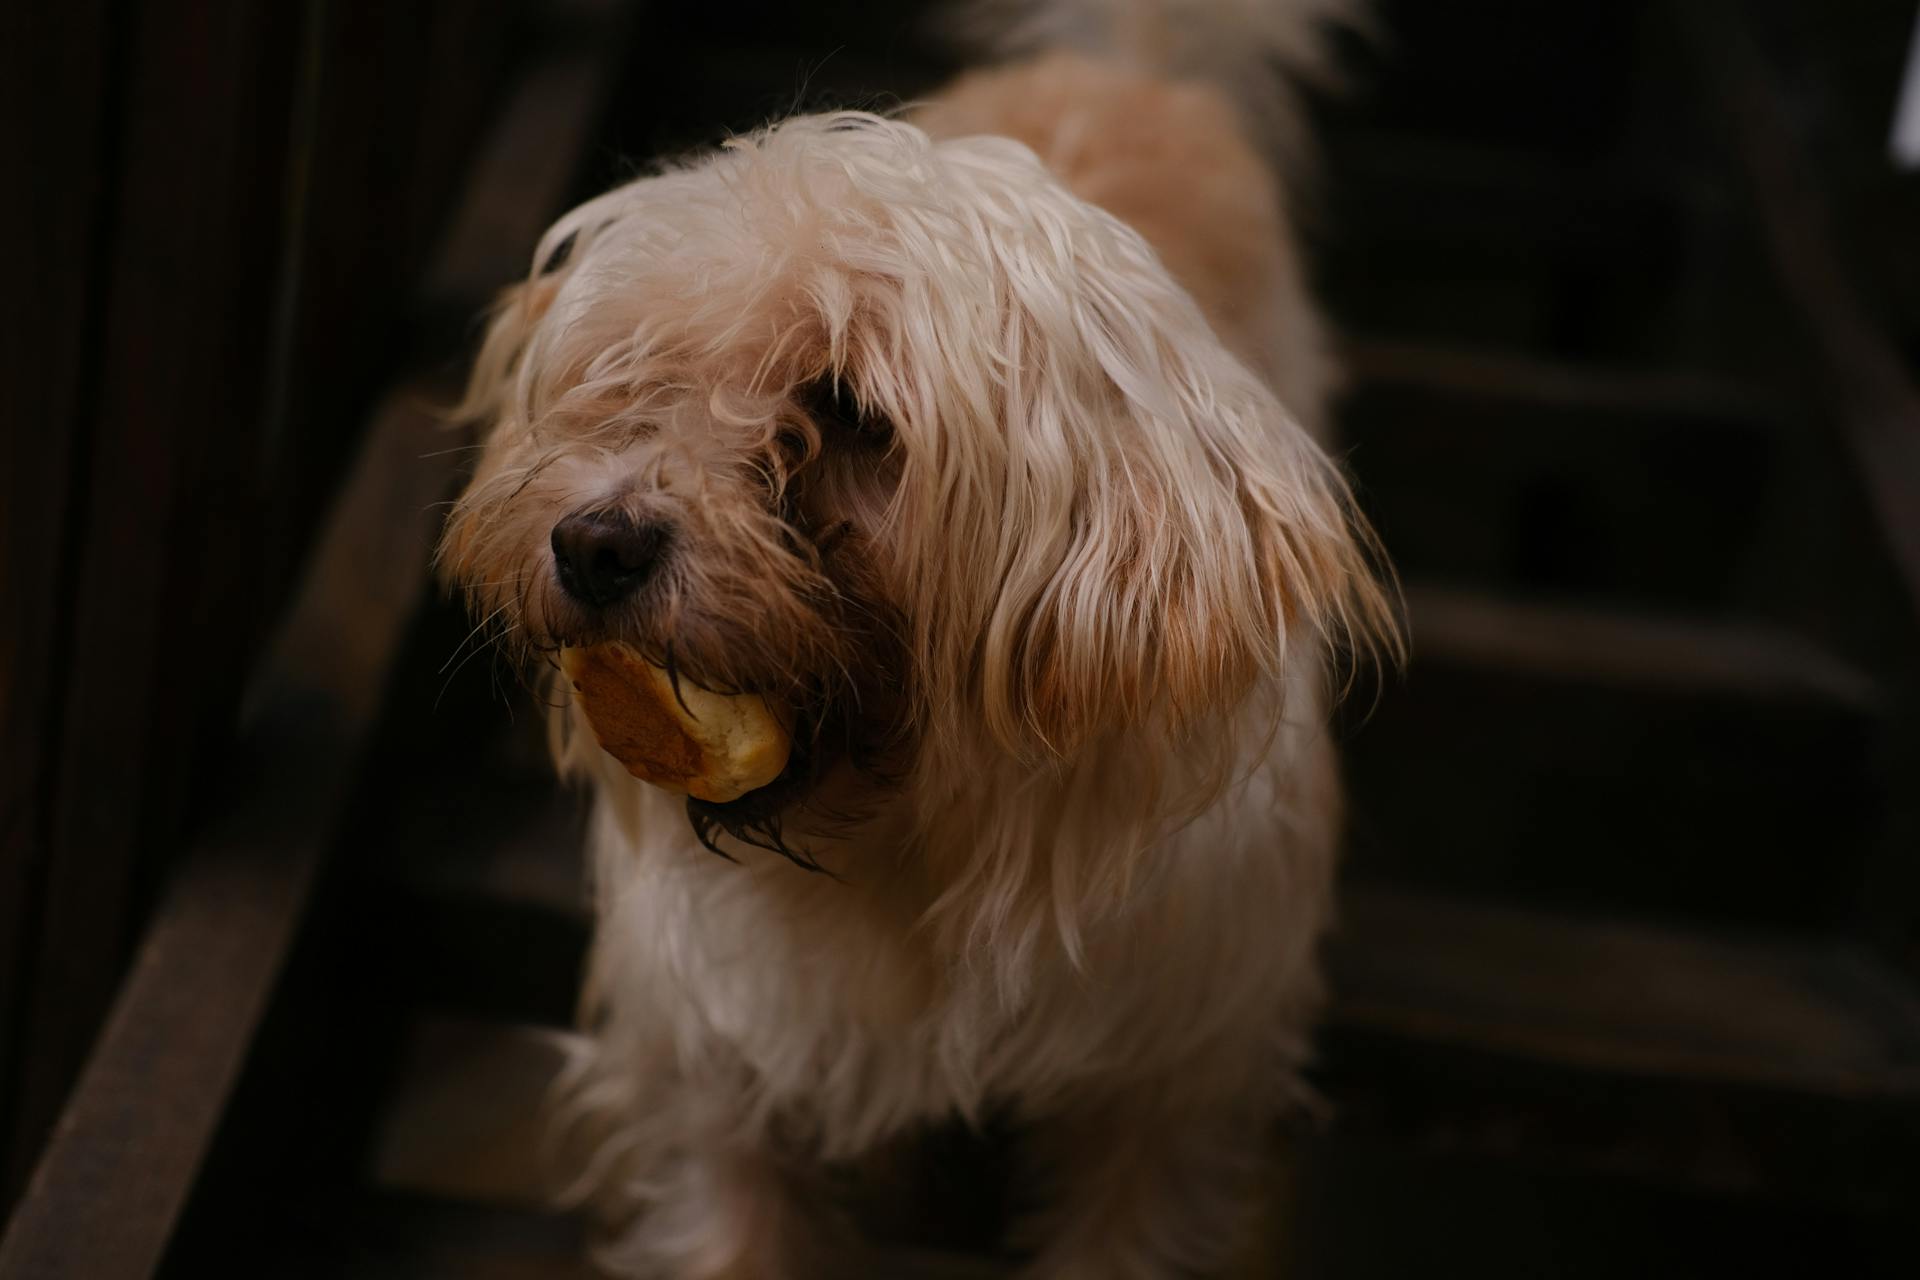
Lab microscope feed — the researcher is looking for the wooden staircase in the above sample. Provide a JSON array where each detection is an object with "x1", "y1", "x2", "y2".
[
  {"x1": 174, "y1": 1, "x2": 1920, "y2": 1275},
  {"x1": 6, "y1": 2, "x2": 1916, "y2": 1278}
]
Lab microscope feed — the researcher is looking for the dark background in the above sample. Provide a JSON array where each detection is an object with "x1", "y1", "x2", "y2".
[{"x1": 3, "y1": 1, "x2": 1918, "y2": 1276}]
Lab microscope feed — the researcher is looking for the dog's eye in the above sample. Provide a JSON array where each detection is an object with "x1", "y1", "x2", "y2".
[
  {"x1": 540, "y1": 229, "x2": 578, "y2": 276},
  {"x1": 773, "y1": 426, "x2": 813, "y2": 461},
  {"x1": 797, "y1": 375, "x2": 891, "y2": 444}
]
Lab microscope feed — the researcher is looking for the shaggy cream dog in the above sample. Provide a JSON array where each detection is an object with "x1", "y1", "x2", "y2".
[{"x1": 441, "y1": 1, "x2": 1397, "y2": 1274}]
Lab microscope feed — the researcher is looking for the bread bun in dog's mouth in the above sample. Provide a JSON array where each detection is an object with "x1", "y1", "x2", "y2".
[{"x1": 560, "y1": 642, "x2": 793, "y2": 803}]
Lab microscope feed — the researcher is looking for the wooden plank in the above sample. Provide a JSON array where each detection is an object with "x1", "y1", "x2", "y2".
[
  {"x1": 1317, "y1": 132, "x2": 1711, "y2": 358},
  {"x1": 1322, "y1": 886, "x2": 1920, "y2": 1207},
  {"x1": 1329, "y1": 886, "x2": 1920, "y2": 1098},
  {"x1": 1405, "y1": 585, "x2": 1878, "y2": 710},
  {"x1": 1349, "y1": 586, "x2": 1883, "y2": 930},
  {"x1": 1342, "y1": 353, "x2": 1786, "y2": 609},
  {"x1": 1347, "y1": 340, "x2": 1785, "y2": 427},
  {"x1": 1284, "y1": 1127, "x2": 1905, "y2": 1279},
  {"x1": 1345, "y1": 599, "x2": 1885, "y2": 929}
]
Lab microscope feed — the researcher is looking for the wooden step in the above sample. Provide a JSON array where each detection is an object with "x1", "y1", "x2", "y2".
[
  {"x1": 1323, "y1": 885, "x2": 1920, "y2": 1209},
  {"x1": 1285, "y1": 1128, "x2": 1906, "y2": 1280},
  {"x1": 1341, "y1": 341, "x2": 1789, "y2": 609},
  {"x1": 1318, "y1": 133, "x2": 1722, "y2": 362},
  {"x1": 1347, "y1": 341, "x2": 1785, "y2": 425},
  {"x1": 1399, "y1": 583, "x2": 1874, "y2": 705},
  {"x1": 1346, "y1": 585, "x2": 1886, "y2": 929},
  {"x1": 1331, "y1": 886, "x2": 1920, "y2": 1098}
]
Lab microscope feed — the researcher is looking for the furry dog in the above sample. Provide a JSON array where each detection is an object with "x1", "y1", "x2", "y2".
[{"x1": 441, "y1": 1, "x2": 1396, "y2": 1274}]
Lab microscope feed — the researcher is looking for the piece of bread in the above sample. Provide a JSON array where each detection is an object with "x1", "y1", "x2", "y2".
[{"x1": 560, "y1": 642, "x2": 792, "y2": 803}]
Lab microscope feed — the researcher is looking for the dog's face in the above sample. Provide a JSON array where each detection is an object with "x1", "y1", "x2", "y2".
[{"x1": 441, "y1": 114, "x2": 1390, "y2": 855}]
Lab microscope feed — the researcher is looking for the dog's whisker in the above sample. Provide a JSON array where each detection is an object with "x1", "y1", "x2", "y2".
[
  {"x1": 440, "y1": 600, "x2": 514, "y2": 676},
  {"x1": 437, "y1": 618, "x2": 520, "y2": 709}
]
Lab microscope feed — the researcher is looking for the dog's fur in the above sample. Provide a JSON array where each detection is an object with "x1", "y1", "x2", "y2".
[{"x1": 441, "y1": 2, "x2": 1396, "y2": 1274}]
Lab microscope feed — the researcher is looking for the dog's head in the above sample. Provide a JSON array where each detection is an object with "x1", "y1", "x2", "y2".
[{"x1": 440, "y1": 113, "x2": 1393, "y2": 861}]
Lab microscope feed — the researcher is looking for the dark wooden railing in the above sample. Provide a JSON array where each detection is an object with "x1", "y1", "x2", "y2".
[{"x1": 0, "y1": 2, "x2": 625, "y2": 1275}]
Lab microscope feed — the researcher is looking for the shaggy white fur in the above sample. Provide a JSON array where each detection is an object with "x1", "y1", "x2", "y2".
[{"x1": 441, "y1": 2, "x2": 1396, "y2": 1275}]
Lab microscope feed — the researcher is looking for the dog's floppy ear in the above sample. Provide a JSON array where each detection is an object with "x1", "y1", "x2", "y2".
[
  {"x1": 864, "y1": 137, "x2": 1396, "y2": 762},
  {"x1": 987, "y1": 333, "x2": 1392, "y2": 761}
]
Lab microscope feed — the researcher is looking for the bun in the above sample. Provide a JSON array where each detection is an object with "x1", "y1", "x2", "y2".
[{"x1": 561, "y1": 643, "x2": 792, "y2": 803}]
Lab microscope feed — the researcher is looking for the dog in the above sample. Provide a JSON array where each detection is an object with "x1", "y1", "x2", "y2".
[{"x1": 440, "y1": 1, "x2": 1397, "y2": 1274}]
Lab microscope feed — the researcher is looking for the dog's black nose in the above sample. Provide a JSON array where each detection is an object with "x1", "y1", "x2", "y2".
[{"x1": 551, "y1": 511, "x2": 668, "y2": 608}]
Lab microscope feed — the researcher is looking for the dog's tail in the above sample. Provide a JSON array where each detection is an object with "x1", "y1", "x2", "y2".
[{"x1": 943, "y1": 0, "x2": 1360, "y2": 157}]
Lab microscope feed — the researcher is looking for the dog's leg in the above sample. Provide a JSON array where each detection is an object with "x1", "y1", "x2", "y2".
[{"x1": 1011, "y1": 1089, "x2": 1272, "y2": 1280}]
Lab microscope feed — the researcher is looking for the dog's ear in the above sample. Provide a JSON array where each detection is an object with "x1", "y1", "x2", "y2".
[
  {"x1": 986, "y1": 341, "x2": 1393, "y2": 761},
  {"x1": 861, "y1": 139, "x2": 1397, "y2": 762}
]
